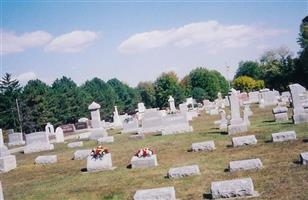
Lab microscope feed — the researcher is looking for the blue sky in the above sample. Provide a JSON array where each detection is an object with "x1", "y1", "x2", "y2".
[{"x1": 1, "y1": 1, "x2": 307, "y2": 86}]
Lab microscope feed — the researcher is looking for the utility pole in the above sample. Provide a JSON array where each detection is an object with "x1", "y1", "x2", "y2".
[{"x1": 16, "y1": 98, "x2": 23, "y2": 133}]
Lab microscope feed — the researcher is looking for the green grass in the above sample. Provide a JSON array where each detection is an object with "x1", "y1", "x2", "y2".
[{"x1": 1, "y1": 105, "x2": 308, "y2": 199}]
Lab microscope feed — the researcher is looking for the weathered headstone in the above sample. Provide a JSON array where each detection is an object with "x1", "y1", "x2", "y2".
[
  {"x1": 191, "y1": 141, "x2": 215, "y2": 152},
  {"x1": 60, "y1": 124, "x2": 75, "y2": 134},
  {"x1": 161, "y1": 113, "x2": 193, "y2": 135},
  {"x1": 229, "y1": 158, "x2": 263, "y2": 172},
  {"x1": 131, "y1": 155, "x2": 158, "y2": 169},
  {"x1": 0, "y1": 129, "x2": 17, "y2": 173},
  {"x1": 113, "y1": 106, "x2": 123, "y2": 129},
  {"x1": 78, "y1": 132, "x2": 91, "y2": 141},
  {"x1": 289, "y1": 84, "x2": 308, "y2": 124},
  {"x1": 133, "y1": 187, "x2": 176, "y2": 200},
  {"x1": 89, "y1": 128, "x2": 108, "y2": 140},
  {"x1": 232, "y1": 135, "x2": 257, "y2": 147},
  {"x1": 88, "y1": 101, "x2": 103, "y2": 128},
  {"x1": 24, "y1": 132, "x2": 54, "y2": 154},
  {"x1": 299, "y1": 152, "x2": 308, "y2": 165},
  {"x1": 167, "y1": 165, "x2": 200, "y2": 178},
  {"x1": 272, "y1": 131, "x2": 296, "y2": 142},
  {"x1": 73, "y1": 149, "x2": 91, "y2": 160},
  {"x1": 168, "y1": 96, "x2": 177, "y2": 112},
  {"x1": 272, "y1": 106, "x2": 288, "y2": 122},
  {"x1": 45, "y1": 122, "x2": 54, "y2": 135},
  {"x1": 248, "y1": 91, "x2": 259, "y2": 104},
  {"x1": 141, "y1": 109, "x2": 163, "y2": 134},
  {"x1": 227, "y1": 90, "x2": 248, "y2": 135},
  {"x1": 122, "y1": 117, "x2": 139, "y2": 134},
  {"x1": 35, "y1": 155, "x2": 57, "y2": 165},
  {"x1": 67, "y1": 141, "x2": 83, "y2": 148},
  {"x1": 86, "y1": 153, "x2": 113, "y2": 172},
  {"x1": 218, "y1": 109, "x2": 228, "y2": 129},
  {"x1": 8, "y1": 132, "x2": 25, "y2": 146},
  {"x1": 0, "y1": 181, "x2": 3, "y2": 200},
  {"x1": 75, "y1": 122, "x2": 88, "y2": 130},
  {"x1": 55, "y1": 127, "x2": 64, "y2": 143},
  {"x1": 210, "y1": 177, "x2": 258, "y2": 199}
]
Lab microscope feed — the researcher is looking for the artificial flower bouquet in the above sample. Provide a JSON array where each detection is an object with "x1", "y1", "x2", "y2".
[
  {"x1": 135, "y1": 147, "x2": 155, "y2": 158},
  {"x1": 91, "y1": 145, "x2": 109, "y2": 159}
]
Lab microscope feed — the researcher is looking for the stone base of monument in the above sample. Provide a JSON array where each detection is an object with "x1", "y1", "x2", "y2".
[
  {"x1": 229, "y1": 158, "x2": 263, "y2": 172},
  {"x1": 24, "y1": 144, "x2": 54, "y2": 154},
  {"x1": 8, "y1": 140, "x2": 25, "y2": 147},
  {"x1": 300, "y1": 152, "x2": 308, "y2": 165},
  {"x1": 97, "y1": 136, "x2": 114, "y2": 144},
  {"x1": 35, "y1": 155, "x2": 57, "y2": 165},
  {"x1": 293, "y1": 113, "x2": 308, "y2": 124},
  {"x1": 227, "y1": 123, "x2": 248, "y2": 135},
  {"x1": 272, "y1": 131, "x2": 296, "y2": 142},
  {"x1": 89, "y1": 128, "x2": 108, "y2": 140},
  {"x1": 0, "y1": 146, "x2": 9, "y2": 157},
  {"x1": 140, "y1": 127, "x2": 162, "y2": 134},
  {"x1": 161, "y1": 125, "x2": 193, "y2": 135},
  {"x1": 274, "y1": 113, "x2": 288, "y2": 122},
  {"x1": 191, "y1": 141, "x2": 215, "y2": 152},
  {"x1": 73, "y1": 149, "x2": 91, "y2": 160},
  {"x1": 129, "y1": 133, "x2": 145, "y2": 140},
  {"x1": 232, "y1": 135, "x2": 257, "y2": 147},
  {"x1": 0, "y1": 155, "x2": 17, "y2": 173},
  {"x1": 219, "y1": 121, "x2": 228, "y2": 130},
  {"x1": 210, "y1": 177, "x2": 259, "y2": 199},
  {"x1": 167, "y1": 165, "x2": 200, "y2": 179},
  {"x1": 133, "y1": 186, "x2": 176, "y2": 200},
  {"x1": 86, "y1": 153, "x2": 113, "y2": 172},
  {"x1": 0, "y1": 181, "x2": 3, "y2": 200},
  {"x1": 131, "y1": 155, "x2": 158, "y2": 169}
]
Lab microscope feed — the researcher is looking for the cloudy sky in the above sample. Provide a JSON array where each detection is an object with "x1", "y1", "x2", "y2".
[{"x1": 1, "y1": 1, "x2": 307, "y2": 86}]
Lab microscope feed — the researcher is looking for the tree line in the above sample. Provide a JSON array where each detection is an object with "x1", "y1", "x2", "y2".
[
  {"x1": 233, "y1": 16, "x2": 308, "y2": 92},
  {"x1": 0, "y1": 68, "x2": 228, "y2": 133}
]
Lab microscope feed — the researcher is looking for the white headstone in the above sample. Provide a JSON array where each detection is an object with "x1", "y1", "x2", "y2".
[
  {"x1": 113, "y1": 106, "x2": 122, "y2": 129},
  {"x1": 45, "y1": 123, "x2": 54, "y2": 135},
  {"x1": 24, "y1": 132, "x2": 54, "y2": 154},
  {"x1": 134, "y1": 187, "x2": 176, "y2": 200},
  {"x1": 8, "y1": 132, "x2": 25, "y2": 146},
  {"x1": 88, "y1": 102, "x2": 102, "y2": 128},
  {"x1": 168, "y1": 96, "x2": 176, "y2": 112},
  {"x1": 55, "y1": 127, "x2": 64, "y2": 143}
]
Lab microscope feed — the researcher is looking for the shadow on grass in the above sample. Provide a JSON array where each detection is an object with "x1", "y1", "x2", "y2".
[
  {"x1": 224, "y1": 168, "x2": 229, "y2": 172},
  {"x1": 303, "y1": 138, "x2": 308, "y2": 143},
  {"x1": 203, "y1": 193, "x2": 212, "y2": 199},
  {"x1": 226, "y1": 144, "x2": 233, "y2": 148},
  {"x1": 80, "y1": 168, "x2": 87, "y2": 172},
  {"x1": 264, "y1": 140, "x2": 273, "y2": 143},
  {"x1": 126, "y1": 164, "x2": 132, "y2": 169},
  {"x1": 293, "y1": 160, "x2": 301, "y2": 165}
]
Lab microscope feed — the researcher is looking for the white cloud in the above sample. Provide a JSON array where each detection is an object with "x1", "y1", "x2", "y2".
[
  {"x1": 16, "y1": 72, "x2": 37, "y2": 85},
  {"x1": 1, "y1": 30, "x2": 52, "y2": 54},
  {"x1": 118, "y1": 20, "x2": 286, "y2": 54},
  {"x1": 45, "y1": 31, "x2": 99, "y2": 53}
]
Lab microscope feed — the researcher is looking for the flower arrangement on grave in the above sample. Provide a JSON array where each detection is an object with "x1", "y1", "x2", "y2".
[
  {"x1": 91, "y1": 145, "x2": 109, "y2": 159},
  {"x1": 135, "y1": 147, "x2": 155, "y2": 158}
]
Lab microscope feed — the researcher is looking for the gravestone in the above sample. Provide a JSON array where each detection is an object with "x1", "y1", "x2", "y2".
[
  {"x1": 35, "y1": 155, "x2": 57, "y2": 165},
  {"x1": 168, "y1": 96, "x2": 177, "y2": 112},
  {"x1": 97, "y1": 136, "x2": 114, "y2": 144},
  {"x1": 89, "y1": 128, "x2": 108, "y2": 140},
  {"x1": 248, "y1": 91, "x2": 259, "y2": 103},
  {"x1": 272, "y1": 131, "x2": 296, "y2": 142},
  {"x1": 229, "y1": 158, "x2": 263, "y2": 172},
  {"x1": 0, "y1": 129, "x2": 17, "y2": 173},
  {"x1": 113, "y1": 106, "x2": 123, "y2": 129},
  {"x1": 131, "y1": 155, "x2": 158, "y2": 168},
  {"x1": 244, "y1": 104, "x2": 253, "y2": 116},
  {"x1": 75, "y1": 122, "x2": 88, "y2": 130},
  {"x1": 138, "y1": 102, "x2": 146, "y2": 113},
  {"x1": 186, "y1": 97, "x2": 194, "y2": 109},
  {"x1": 299, "y1": 152, "x2": 308, "y2": 165},
  {"x1": 24, "y1": 132, "x2": 54, "y2": 154},
  {"x1": 8, "y1": 132, "x2": 25, "y2": 146},
  {"x1": 210, "y1": 177, "x2": 258, "y2": 199},
  {"x1": 86, "y1": 153, "x2": 113, "y2": 172},
  {"x1": 227, "y1": 90, "x2": 248, "y2": 135},
  {"x1": 218, "y1": 109, "x2": 227, "y2": 129},
  {"x1": 73, "y1": 149, "x2": 91, "y2": 160},
  {"x1": 232, "y1": 135, "x2": 257, "y2": 147},
  {"x1": 141, "y1": 109, "x2": 163, "y2": 134},
  {"x1": 272, "y1": 106, "x2": 288, "y2": 122},
  {"x1": 133, "y1": 187, "x2": 176, "y2": 200},
  {"x1": 55, "y1": 127, "x2": 64, "y2": 143},
  {"x1": 191, "y1": 141, "x2": 215, "y2": 152},
  {"x1": 60, "y1": 124, "x2": 75, "y2": 134},
  {"x1": 243, "y1": 109, "x2": 251, "y2": 126},
  {"x1": 122, "y1": 117, "x2": 139, "y2": 134},
  {"x1": 262, "y1": 90, "x2": 278, "y2": 106},
  {"x1": 289, "y1": 84, "x2": 308, "y2": 124},
  {"x1": 78, "y1": 132, "x2": 91, "y2": 141},
  {"x1": 67, "y1": 141, "x2": 83, "y2": 148},
  {"x1": 88, "y1": 102, "x2": 102, "y2": 128},
  {"x1": 167, "y1": 165, "x2": 200, "y2": 178},
  {"x1": 161, "y1": 113, "x2": 193, "y2": 135},
  {"x1": 45, "y1": 122, "x2": 54, "y2": 135}
]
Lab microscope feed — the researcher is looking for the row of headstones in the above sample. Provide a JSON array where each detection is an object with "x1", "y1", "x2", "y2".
[{"x1": 134, "y1": 131, "x2": 307, "y2": 199}]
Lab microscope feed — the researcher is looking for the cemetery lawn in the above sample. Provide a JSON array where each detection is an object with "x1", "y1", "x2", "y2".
[{"x1": 1, "y1": 105, "x2": 308, "y2": 200}]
